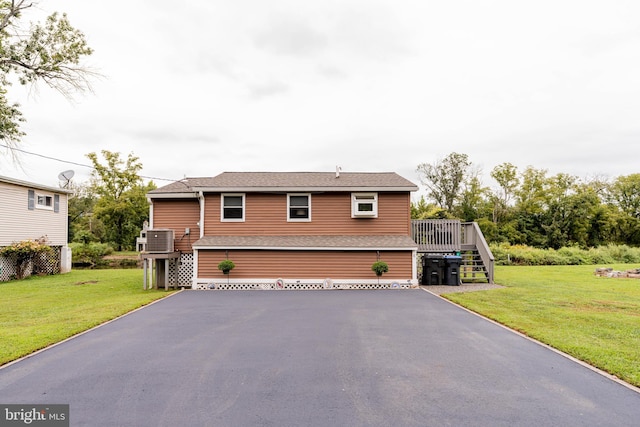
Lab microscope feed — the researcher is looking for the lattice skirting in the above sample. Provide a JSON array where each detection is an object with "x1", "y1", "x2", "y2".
[
  {"x1": 193, "y1": 280, "x2": 415, "y2": 291},
  {"x1": 0, "y1": 247, "x2": 61, "y2": 281},
  {"x1": 168, "y1": 253, "x2": 194, "y2": 287}
]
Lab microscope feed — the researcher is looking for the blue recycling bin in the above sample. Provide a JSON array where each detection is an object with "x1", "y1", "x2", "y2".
[{"x1": 443, "y1": 255, "x2": 462, "y2": 286}]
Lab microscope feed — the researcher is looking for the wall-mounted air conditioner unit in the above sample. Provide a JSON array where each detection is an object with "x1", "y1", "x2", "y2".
[{"x1": 146, "y1": 229, "x2": 175, "y2": 253}]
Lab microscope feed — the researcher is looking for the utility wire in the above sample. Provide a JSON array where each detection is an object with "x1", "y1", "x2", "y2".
[{"x1": 0, "y1": 142, "x2": 180, "y2": 182}]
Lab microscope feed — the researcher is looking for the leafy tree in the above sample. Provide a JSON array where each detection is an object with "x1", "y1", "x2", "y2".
[
  {"x1": 512, "y1": 167, "x2": 549, "y2": 246},
  {"x1": 0, "y1": 1, "x2": 94, "y2": 152},
  {"x1": 86, "y1": 150, "x2": 155, "y2": 251},
  {"x1": 490, "y1": 162, "x2": 519, "y2": 224},
  {"x1": 416, "y1": 152, "x2": 471, "y2": 212},
  {"x1": 67, "y1": 181, "x2": 103, "y2": 243},
  {"x1": 607, "y1": 174, "x2": 640, "y2": 219},
  {"x1": 410, "y1": 196, "x2": 451, "y2": 219},
  {"x1": 456, "y1": 170, "x2": 490, "y2": 221}
]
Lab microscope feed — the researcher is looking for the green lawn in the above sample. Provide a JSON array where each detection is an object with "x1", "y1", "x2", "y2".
[
  {"x1": 0, "y1": 269, "x2": 174, "y2": 366},
  {"x1": 445, "y1": 264, "x2": 640, "y2": 387}
]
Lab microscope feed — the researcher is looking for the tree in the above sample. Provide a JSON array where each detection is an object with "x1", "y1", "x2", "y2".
[
  {"x1": 607, "y1": 174, "x2": 640, "y2": 219},
  {"x1": 456, "y1": 168, "x2": 490, "y2": 221},
  {"x1": 490, "y1": 162, "x2": 519, "y2": 223},
  {"x1": 0, "y1": 1, "x2": 94, "y2": 152},
  {"x1": 87, "y1": 150, "x2": 155, "y2": 251},
  {"x1": 67, "y1": 181, "x2": 104, "y2": 243},
  {"x1": 416, "y1": 152, "x2": 471, "y2": 212}
]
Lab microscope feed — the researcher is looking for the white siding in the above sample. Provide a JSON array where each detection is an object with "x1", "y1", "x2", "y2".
[{"x1": 0, "y1": 181, "x2": 68, "y2": 247}]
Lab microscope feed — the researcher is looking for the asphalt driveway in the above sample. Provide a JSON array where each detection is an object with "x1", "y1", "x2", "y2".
[{"x1": 1, "y1": 290, "x2": 639, "y2": 426}]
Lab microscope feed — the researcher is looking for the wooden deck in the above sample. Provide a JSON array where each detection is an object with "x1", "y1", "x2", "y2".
[{"x1": 411, "y1": 219, "x2": 494, "y2": 283}]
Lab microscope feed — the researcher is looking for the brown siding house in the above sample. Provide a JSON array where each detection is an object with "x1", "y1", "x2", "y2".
[{"x1": 147, "y1": 171, "x2": 419, "y2": 288}]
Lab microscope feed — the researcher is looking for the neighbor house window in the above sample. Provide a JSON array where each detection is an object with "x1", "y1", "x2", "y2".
[
  {"x1": 221, "y1": 194, "x2": 245, "y2": 222},
  {"x1": 37, "y1": 195, "x2": 53, "y2": 208},
  {"x1": 351, "y1": 193, "x2": 378, "y2": 218},
  {"x1": 288, "y1": 194, "x2": 310, "y2": 221}
]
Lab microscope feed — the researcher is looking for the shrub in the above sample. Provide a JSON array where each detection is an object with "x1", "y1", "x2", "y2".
[
  {"x1": 371, "y1": 261, "x2": 389, "y2": 276},
  {"x1": 0, "y1": 238, "x2": 52, "y2": 279},
  {"x1": 69, "y1": 242, "x2": 114, "y2": 266},
  {"x1": 489, "y1": 243, "x2": 640, "y2": 266},
  {"x1": 217, "y1": 259, "x2": 235, "y2": 273}
]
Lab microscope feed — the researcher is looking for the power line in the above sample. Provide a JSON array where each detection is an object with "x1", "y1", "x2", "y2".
[{"x1": 0, "y1": 143, "x2": 179, "y2": 182}]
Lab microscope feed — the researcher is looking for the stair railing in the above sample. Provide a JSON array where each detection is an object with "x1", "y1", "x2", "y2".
[{"x1": 461, "y1": 222, "x2": 495, "y2": 283}]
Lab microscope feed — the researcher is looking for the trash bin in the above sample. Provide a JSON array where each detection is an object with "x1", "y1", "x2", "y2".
[
  {"x1": 443, "y1": 255, "x2": 462, "y2": 286},
  {"x1": 422, "y1": 254, "x2": 446, "y2": 285}
]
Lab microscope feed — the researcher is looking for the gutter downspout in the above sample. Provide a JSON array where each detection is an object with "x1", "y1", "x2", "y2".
[
  {"x1": 147, "y1": 197, "x2": 154, "y2": 229},
  {"x1": 193, "y1": 191, "x2": 205, "y2": 287}
]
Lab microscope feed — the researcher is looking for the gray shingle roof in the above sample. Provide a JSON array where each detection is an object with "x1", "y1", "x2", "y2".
[
  {"x1": 149, "y1": 172, "x2": 418, "y2": 195},
  {"x1": 0, "y1": 175, "x2": 73, "y2": 194},
  {"x1": 192, "y1": 234, "x2": 418, "y2": 249}
]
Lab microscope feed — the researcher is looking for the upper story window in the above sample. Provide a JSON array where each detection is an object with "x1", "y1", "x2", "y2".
[
  {"x1": 28, "y1": 189, "x2": 59, "y2": 212},
  {"x1": 352, "y1": 193, "x2": 378, "y2": 218},
  {"x1": 37, "y1": 195, "x2": 53, "y2": 209},
  {"x1": 288, "y1": 194, "x2": 311, "y2": 222},
  {"x1": 221, "y1": 194, "x2": 245, "y2": 222}
]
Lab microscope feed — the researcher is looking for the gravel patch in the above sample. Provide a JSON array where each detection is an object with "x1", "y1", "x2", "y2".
[{"x1": 421, "y1": 282, "x2": 504, "y2": 295}]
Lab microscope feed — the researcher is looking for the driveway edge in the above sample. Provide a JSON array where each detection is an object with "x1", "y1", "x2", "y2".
[
  {"x1": 422, "y1": 288, "x2": 640, "y2": 395},
  {"x1": 0, "y1": 290, "x2": 184, "y2": 371}
]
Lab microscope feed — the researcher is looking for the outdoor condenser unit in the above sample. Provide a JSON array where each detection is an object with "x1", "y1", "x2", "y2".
[{"x1": 146, "y1": 229, "x2": 175, "y2": 253}]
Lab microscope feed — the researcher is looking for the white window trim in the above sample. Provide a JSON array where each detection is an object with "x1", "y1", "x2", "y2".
[
  {"x1": 287, "y1": 193, "x2": 311, "y2": 222},
  {"x1": 221, "y1": 193, "x2": 245, "y2": 222},
  {"x1": 36, "y1": 193, "x2": 54, "y2": 211},
  {"x1": 351, "y1": 192, "x2": 378, "y2": 218}
]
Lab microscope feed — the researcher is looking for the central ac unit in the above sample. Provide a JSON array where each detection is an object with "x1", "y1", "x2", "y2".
[{"x1": 146, "y1": 229, "x2": 174, "y2": 253}]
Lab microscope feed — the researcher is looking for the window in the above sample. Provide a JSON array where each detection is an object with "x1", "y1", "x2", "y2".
[
  {"x1": 288, "y1": 194, "x2": 310, "y2": 221},
  {"x1": 352, "y1": 193, "x2": 378, "y2": 218},
  {"x1": 221, "y1": 194, "x2": 245, "y2": 221},
  {"x1": 28, "y1": 190, "x2": 58, "y2": 212},
  {"x1": 38, "y1": 195, "x2": 53, "y2": 208}
]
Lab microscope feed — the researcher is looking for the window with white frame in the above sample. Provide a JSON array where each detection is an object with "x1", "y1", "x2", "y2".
[
  {"x1": 28, "y1": 190, "x2": 60, "y2": 212},
  {"x1": 221, "y1": 194, "x2": 245, "y2": 221},
  {"x1": 351, "y1": 193, "x2": 378, "y2": 218},
  {"x1": 37, "y1": 194, "x2": 53, "y2": 209},
  {"x1": 288, "y1": 194, "x2": 311, "y2": 221}
]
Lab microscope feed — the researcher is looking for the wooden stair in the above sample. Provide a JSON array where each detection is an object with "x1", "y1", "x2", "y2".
[{"x1": 459, "y1": 250, "x2": 491, "y2": 283}]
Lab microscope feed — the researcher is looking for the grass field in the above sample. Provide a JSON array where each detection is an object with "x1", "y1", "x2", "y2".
[
  {"x1": 445, "y1": 264, "x2": 640, "y2": 388},
  {"x1": 0, "y1": 269, "x2": 173, "y2": 366}
]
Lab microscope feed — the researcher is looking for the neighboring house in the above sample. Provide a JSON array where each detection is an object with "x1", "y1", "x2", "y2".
[
  {"x1": 146, "y1": 171, "x2": 419, "y2": 289},
  {"x1": 0, "y1": 175, "x2": 72, "y2": 281}
]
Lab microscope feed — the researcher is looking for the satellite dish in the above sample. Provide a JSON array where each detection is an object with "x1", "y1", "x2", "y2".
[
  {"x1": 58, "y1": 170, "x2": 75, "y2": 188},
  {"x1": 58, "y1": 170, "x2": 75, "y2": 181}
]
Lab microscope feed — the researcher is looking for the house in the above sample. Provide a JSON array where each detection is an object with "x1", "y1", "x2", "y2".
[
  {"x1": 0, "y1": 175, "x2": 72, "y2": 281},
  {"x1": 145, "y1": 171, "x2": 419, "y2": 289}
]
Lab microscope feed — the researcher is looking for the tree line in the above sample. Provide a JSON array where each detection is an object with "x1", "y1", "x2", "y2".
[{"x1": 414, "y1": 152, "x2": 640, "y2": 249}]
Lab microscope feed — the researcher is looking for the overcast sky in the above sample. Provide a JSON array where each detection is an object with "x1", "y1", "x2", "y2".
[{"x1": 2, "y1": 0, "x2": 640, "y2": 198}]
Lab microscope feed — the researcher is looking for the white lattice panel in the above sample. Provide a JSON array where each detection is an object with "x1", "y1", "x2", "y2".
[
  {"x1": 168, "y1": 253, "x2": 194, "y2": 287},
  {"x1": 199, "y1": 281, "x2": 413, "y2": 290},
  {"x1": 0, "y1": 247, "x2": 60, "y2": 281}
]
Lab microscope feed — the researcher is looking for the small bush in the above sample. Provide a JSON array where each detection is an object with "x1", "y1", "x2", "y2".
[
  {"x1": 0, "y1": 238, "x2": 52, "y2": 279},
  {"x1": 217, "y1": 259, "x2": 235, "y2": 273},
  {"x1": 371, "y1": 261, "x2": 389, "y2": 276},
  {"x1": 70, "y1": 243, "x2": 114, "y2": 266}
]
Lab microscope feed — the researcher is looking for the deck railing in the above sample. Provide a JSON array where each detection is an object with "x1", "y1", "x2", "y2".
[
  {"x1": 411, "y1": 219, "x2": 461, "y2": 253},
  {"x1": 461, "y1": 221, "x2": 495, "y2": 283}
]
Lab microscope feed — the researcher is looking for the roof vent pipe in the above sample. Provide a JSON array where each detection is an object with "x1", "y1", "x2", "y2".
[{"x1": 336, "y1": 166, "x2": 342, "y2": 178}]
